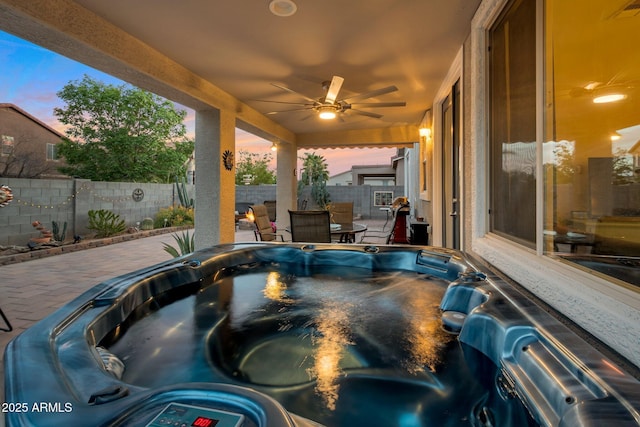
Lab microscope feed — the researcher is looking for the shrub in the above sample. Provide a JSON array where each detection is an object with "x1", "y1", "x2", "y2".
[
  {"x1": 87, "y1": 209, "x2": 127, "y2": 238},
  {"x1": 162, "y1": 230, "x2": 195, "y2": 258},
  {"x1": 154, "y1": 205, "x2": 194, "y2": 228}
]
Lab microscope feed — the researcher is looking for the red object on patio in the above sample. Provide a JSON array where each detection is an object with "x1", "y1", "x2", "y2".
[{"x1": 391, "y1": 205, "x2": 410, "y2": 244}]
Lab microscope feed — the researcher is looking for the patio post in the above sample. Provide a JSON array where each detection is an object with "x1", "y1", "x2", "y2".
[
  {"x1": 276, "y1": 141, "x2": 298, "y2": 232},
  {"x1": 194, "y1": 108, "x2": 236, "y2": 249}
]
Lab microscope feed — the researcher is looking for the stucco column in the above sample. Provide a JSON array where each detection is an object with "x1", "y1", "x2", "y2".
[
  {"x1": 194, "y1": 108, "x2": 236, "y2": 249},
  {"x1": 276, "y1": 141, "x2": 297, "y2": 231}
]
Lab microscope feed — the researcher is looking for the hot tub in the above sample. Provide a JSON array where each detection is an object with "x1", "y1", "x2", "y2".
[{"x1": 4, "y1": 243, "x2": 640, "y2": 426}]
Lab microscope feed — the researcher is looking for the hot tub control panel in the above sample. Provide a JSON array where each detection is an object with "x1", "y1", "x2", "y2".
[{"x1": 146, "y1": 403, "x2": 244, "y2": 427}]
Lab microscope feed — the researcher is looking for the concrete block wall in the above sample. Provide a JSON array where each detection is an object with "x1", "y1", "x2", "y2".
[
  {"x1": 0, "y1": 178, "x2": 181, "y2": 246},
  {"x1": 298, "y1": 185, "x2": 405, "y2": 219},
  {"x1": 236, "y1": 184, "x2": 277, "y2": 206},
  {"x1": 0, "y1": 179, "x2": 403, "y2": 246},
  {"x1": 0, "y1": 177, "x2": 76, "y2": 246}
]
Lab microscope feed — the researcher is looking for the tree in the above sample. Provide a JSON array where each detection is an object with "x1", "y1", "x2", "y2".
[
  {"x1": 0, "y1": 134, "x2": 60, "y2": 178},
  {"x1": 552, "y1": 141, "x2": 576, "y2": 184},
  {"x1": 235, "y1": 150, "x2": 276, "y2": 185},
  {"x1": 54, "y1": 75, "x2": 194, "y2": 183},
  {"x1": 299, "y1": 152, "x2": 331, "y2": 209}
]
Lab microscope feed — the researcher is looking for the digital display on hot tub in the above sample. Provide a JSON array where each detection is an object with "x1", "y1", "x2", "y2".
[
  {"x1": 192, "y1": 416, "x2": 218, "y2": 427},
  {"x1": 146, "y1": 403, "x2": 243, "y2": 427}
]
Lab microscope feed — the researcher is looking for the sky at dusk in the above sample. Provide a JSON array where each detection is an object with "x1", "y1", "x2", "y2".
[{"x1": 0, "y1": 30, "x2": 396, "y2": 177}]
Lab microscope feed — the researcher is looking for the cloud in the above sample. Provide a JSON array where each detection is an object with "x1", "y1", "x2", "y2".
[{"x1": 1, "y1": 30, "x2": 398, "y2": 176}]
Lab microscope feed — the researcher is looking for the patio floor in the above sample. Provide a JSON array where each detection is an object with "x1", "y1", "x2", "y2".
[{"x1": 0, "y1": 219, "x2": 389, "y2": 411}]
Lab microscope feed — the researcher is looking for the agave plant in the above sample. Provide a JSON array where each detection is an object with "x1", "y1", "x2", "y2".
[{"x1": 162, "y1": 230, "x2": 195, "y2": 257}]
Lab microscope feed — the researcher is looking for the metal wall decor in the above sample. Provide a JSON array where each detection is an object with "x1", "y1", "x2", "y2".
[
  {"x1": 132, "y1": 188, "x2": 145, "y2": 202},
  {"x1": 222, "y1": 150, "x2": 234, "y2": 171},
  {"x1": 0, "y1": 185, "x2": 14, "y2": 207}
]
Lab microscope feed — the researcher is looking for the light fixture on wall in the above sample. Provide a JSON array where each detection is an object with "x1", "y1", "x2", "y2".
[
  {"x1": 271, "y1": 141, "x2": 278, "y2": 151},
  {"x1": 269, "y1": 0, "x2": 297, "y2": 17},
  {"x1": 419, "y1": 127, "x2": 431, "y2": 142}
]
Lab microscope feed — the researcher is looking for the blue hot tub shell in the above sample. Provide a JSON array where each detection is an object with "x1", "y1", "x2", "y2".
[{"x1": 4, "y1": 243, "x2": 640, "y2": 427}]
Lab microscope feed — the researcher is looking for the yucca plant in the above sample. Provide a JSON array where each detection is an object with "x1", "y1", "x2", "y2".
[
  {"x1": 162, "y1": 230, "x2": 195, "y2": 257},
  {"x1": 87, "y1": 209, "x2": 127, "y2": 238}
]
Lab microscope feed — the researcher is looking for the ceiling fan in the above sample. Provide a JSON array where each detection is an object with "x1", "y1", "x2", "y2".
[{"x1": 257, "y1": 75, "x2": 406, "y2": 120}]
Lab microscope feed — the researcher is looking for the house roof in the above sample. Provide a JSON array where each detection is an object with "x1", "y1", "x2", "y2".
[{"x1": 0, "y1": 103, "x2": 65, "y2": 139}]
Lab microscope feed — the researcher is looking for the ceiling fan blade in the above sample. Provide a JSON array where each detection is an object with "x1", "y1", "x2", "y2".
[
  {"x1": 266, "y1": 107, "x2": 315, "y2": 115},
  {"x1": 271, "y1": 83, "x2": 317, "y2": 103},
  {"x1": 349, "y1": 109, "x2": 383, "y2": 119},
  {"x1": 349, "y1": 102, "x2": 406, "y2": 108},
  {"x1": 254, "y1": 99, "x2": 313, "y2": 106},
  {"x1": 324, "y1": 75, "x2": 344, "y2": 105},
  {"x1": 342, "y1": 85, "x2": 398, "y2": 103}
]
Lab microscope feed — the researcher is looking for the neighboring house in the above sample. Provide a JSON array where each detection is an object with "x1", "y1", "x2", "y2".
[
  {"x1": 0, "y1": 103, "x2": 67, "y2": 178},
  {"x1": 328, "y1": 149, "x2": 404, "y2": 186},
  {"x1": 327, "y1": 170, "x2": 352, "y2": 186}
]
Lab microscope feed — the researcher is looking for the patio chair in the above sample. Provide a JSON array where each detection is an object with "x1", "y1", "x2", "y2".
[
  {"x1": 288, "y1": 210, "x2": 332, "y2": 243},
  {"x1": 328, "y1": 202, "x2": 355, "y2": 242},
  {"x1": 0, "y1": 305, "x2": 13, "y2": 332},
  {"x1": 329, "y1": 202, "x2": 353, "y2": 224},
  {"x1": 264, "y1": 200, "x2": 277, "y2": 222},
  {"x1": 358, "y1": 205, "x2": 410, "y2": 244},
  {"x1": 250, "y1": 204, "x2": 284, "y2": 242}
]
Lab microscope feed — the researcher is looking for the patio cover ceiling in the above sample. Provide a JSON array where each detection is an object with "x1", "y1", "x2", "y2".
[{"x1": 0, "y1": 0, "x2": 481, "y2": 149}]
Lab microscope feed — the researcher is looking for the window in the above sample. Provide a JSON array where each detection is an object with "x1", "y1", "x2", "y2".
[
  {"x1": 1, "y1": 135, "x2": 14, "y2": 156},
  {"x1": 544, "y1": 0, "x2": 640, "y2": 282},
  {"x1": 487, "y1": 0, "x2": 640, "y2": 286},
  {"x1": 488, "y1": 0, "x2": 537, "y2": 247},
  {"x1": 46, "y1": 143, "x2": 59, "y2": 161},
  {"x1": 373, "y1": 191, "x2": 393, "y2": 206}
]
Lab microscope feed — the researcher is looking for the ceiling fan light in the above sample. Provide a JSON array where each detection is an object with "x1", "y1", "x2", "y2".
[
  {"x1": 593, "y1": 93, "x2": 626, "y2": 104},
  {"x1": 318, "y1": 106, "x2": 337, "y2": 120},
  {"x1": 269, "y1": 0, "x2": 297, "y2": 17}
]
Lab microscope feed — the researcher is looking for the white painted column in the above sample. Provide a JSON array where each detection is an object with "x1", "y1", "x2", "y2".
[
  {"x1": 194, "y1": 108, "x2": 236, "y2": 249},
  {"x1": 275, "y1": 141, "x2": 297, "y2": 232}
]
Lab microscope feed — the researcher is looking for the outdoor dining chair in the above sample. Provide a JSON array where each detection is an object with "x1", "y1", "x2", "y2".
[
  {"x1": 250, "y1": 204, "x2": 284, "y2": 242},
  {"x1": 263, "y1": 200, "x2": 277, "y2": 222},
  {"x1": 288, "y1": 210, "x2": 332, "y2": 243},
  {"x1": 328, "y1": 202, "x2": 354, "y2": 224},
  {"x1": 328, "y1": 202, "x2": 356, "y2": 242}
]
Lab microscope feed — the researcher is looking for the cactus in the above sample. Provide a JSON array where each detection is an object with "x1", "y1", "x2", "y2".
[
  {"x1": 140, "y1": 217, "x2": 154, "y2": 230},
  {"x1": 52, "y1": 221, "x2": 67, "y2": 242},
  {"x1": 175, "y1": 176, "x2": 194, "y2": 209}
]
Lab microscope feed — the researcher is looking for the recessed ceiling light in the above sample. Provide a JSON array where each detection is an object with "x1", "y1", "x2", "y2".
[{"x1": 269, "y1": 0, "x2": 297, "y2": 17}]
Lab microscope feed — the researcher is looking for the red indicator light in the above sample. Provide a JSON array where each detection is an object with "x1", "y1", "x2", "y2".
[{"x1": 192, "y1": 416, "x2": 218, "y2": 427}]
